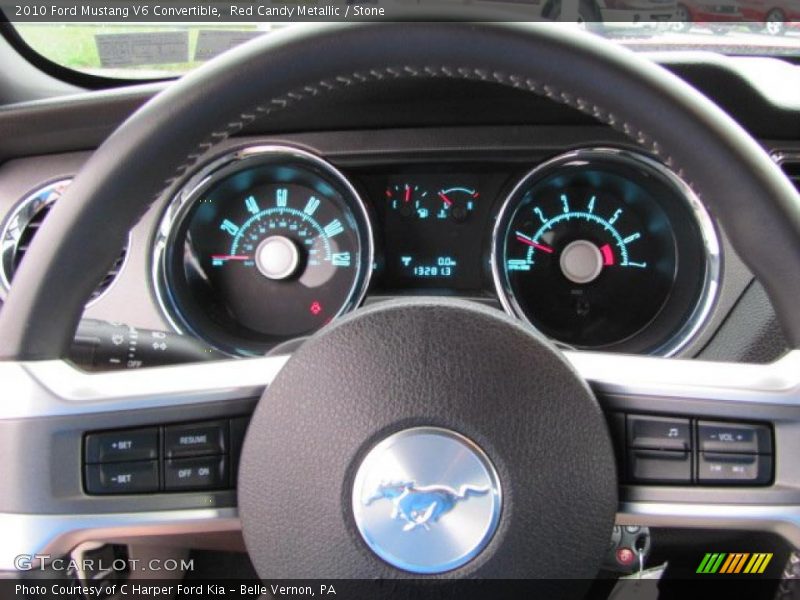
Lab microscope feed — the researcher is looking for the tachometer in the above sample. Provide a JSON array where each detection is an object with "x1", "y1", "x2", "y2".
[
  {"x1": 154, "y1": 146, "x2": 373, "y2": 356},
  {"x1": 492, "y1": 149, "x2": 719, "y2": 355}
]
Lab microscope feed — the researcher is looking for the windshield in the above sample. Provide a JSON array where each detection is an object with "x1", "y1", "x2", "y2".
[{"x1": 8, "y1": 6, "x2": 800, "y2": 79}]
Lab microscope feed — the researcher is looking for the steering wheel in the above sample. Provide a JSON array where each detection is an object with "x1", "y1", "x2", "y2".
[{"x1": 1, "y1": 22, "x2": 799, "y2": 590}]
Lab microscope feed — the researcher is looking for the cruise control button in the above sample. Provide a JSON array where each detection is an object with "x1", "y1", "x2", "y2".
[
  {"x1": 698, "y1": 452, "x2": 772, "y2": 485},
  {"x1": 85, "y1": 461, "x2": 159, "y2": 494},
  {"x1": 85, "y1": 428, "x2": 158, "y2": 463},
  {"x1": 697, "y1": 421, "x2": 772, "y2": 454},
  {"x1": 628, "y1": 416, "x2": 691, "y2": 451},
  {"x1": 164, "y1": 421, "x2": 227, "y2": 458},
  {"x1": 628, "y1": 449, "x2": 691, "y2": 483},
  {"x1": 164, "y1": 456, "x2": 228, "y2": 491}
]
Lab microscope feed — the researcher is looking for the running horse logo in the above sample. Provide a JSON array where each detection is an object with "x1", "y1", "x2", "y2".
[{"x1": 364, "y1": 481, "x2": 489, "y2": 531}]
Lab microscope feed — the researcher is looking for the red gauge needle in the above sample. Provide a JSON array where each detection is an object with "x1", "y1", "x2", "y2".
[
  {"x1": 515, "y1": 233, "x2": 554, "y2": 254},
  {"x1": 211, "y1": 255, "x2": 251, "y2": 261},
  {"x1": 404, "y1": 185, "x2": 411, "y2": 203},
  {"x1": 438, "y1": 192, "x2": 453, "y2": 207},
  {"x1": 599, "y1": 243, "x2": 615, "y2": 266}
]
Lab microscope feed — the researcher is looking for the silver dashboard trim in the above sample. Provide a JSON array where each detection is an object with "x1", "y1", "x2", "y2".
[
  {"x1": 0, "y1": 354, "x2": 290, "y2": 420},
  {"x1": 618, "y1": 503, "x2": 800, "y2": 548},
  {"x1": 771, "y1": 151, "x2": 800, "y2": 168},
  {"x1": 0, "y1": 509, "x2": 239, "y2": 571},
  {"x1": 4, "y1": 502, "x2": 800, "y2": 571},
  {"x1": 0, "y1": 178, "x2": 133, "y2": 307},
  {"x1": 0, "y1": 179, "x2": 73, "y2": 299},
  {"x1": 0, "y1": 350, "x2": 798, "y2": 421},
  {"x1": 566, "y1": 349, "x2": 800, "y2": 405}
]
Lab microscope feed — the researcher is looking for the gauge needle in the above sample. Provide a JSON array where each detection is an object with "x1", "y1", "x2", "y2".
[
  {"x1": 515, "y1": 232, "x2": 554, "y2": 254},
  {"x1": 211, "y1": 255, "x2": 251, "y2": 261},
  {"x1": 438, "y1": 192, "x2": 453, "y2": 206},
  {"x1": 404, "y1": 185, "x2": 411, "y2": 203},
  {"x1": 599, "y1": 243, "x2": 615, "y2": 266}
]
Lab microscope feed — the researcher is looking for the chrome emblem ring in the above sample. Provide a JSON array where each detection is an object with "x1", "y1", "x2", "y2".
[{"x1": 351, "y1": 427, "x2": 502, "y2": 574}]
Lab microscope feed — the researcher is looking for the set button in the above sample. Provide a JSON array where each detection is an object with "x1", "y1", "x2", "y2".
[
  {"x1": 84, "y1": 417, "x2": 249, "y2": 495},
  {"x1": 85, "y1": 427, "x2": 158, "y2": 463},
  {"x1": 85, "y1": 460, "x2": 159, "y2": 494}
]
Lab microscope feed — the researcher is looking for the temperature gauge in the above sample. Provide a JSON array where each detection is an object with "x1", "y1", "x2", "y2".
[{"x1": 436, "y1": 187, "x2": 478, "y2": 222}]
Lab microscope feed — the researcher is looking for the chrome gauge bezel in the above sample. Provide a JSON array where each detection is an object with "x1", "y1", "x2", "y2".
[
  {"x1": 0, "y1": 179, "x2": 131, "y2": 306},
  {"x1": 491, "y1": 148, "x2": 721, "y2": 357},
  {"x1": 152, "y1": 145, "x2": 375, "y2": 357}
]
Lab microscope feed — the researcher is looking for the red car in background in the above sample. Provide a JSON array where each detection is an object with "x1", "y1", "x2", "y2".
[
  {"x1": 673, "y1": 0, "x2": 743, "y2": 32},
  {"x1": 741, "y1": 0, "x2": 800, "y2": 34}
]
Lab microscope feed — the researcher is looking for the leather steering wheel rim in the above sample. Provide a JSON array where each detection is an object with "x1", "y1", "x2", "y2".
[{"x1": 0, "y1": 21, "x2": 798, "y2": 357}]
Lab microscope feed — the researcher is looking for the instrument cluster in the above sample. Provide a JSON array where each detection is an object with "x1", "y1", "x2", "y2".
[{"x1": 153, "y1": 145, "x2": 720, "y2": 357}]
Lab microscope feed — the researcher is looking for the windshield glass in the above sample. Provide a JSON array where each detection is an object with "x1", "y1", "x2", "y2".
[{"x1": 8, "y1": 7, "x2": 800, "y2": 79}]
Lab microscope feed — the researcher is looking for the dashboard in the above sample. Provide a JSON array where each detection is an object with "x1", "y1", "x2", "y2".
[
  {"x1": 0, "y1": 53, "x2": 798, "y2": 366},
  {"x1": 146, "y1": 144, "x2": 718, "y2": 357},
  {"x1": 0, "y1": 136, "x2": 724, "y2": 360}
]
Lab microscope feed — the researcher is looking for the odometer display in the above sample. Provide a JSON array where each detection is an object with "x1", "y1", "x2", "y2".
[{"x1": 155, "y1": 147, "x2": 372, "y2": 356}]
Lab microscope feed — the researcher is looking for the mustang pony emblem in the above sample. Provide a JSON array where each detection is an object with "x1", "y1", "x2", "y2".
[{"x1": 365, "y1": 481, "x2": 489, "y2": 531}]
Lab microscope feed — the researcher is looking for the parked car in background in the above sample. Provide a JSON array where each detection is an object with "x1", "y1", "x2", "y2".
[
  {"x1": 741, "y1": 0, "x2": 800, "y2": 34},
  {"x1": 540, "y1": 0, "x2": 675, "y2": 26},
  {"x1": 596, "y1": 0, "x2": 676, "y2": 22},
  {"x1": 673, "y1": 0, "x2": 744, "y2": 32}
]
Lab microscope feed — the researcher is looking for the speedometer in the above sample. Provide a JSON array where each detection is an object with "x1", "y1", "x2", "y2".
[
  {"x1": 154, "y1": 146, "x2": 373, "y2": 356},
  {"x1": 492, "y1": 149, "x2": 719, "y2": 355}
]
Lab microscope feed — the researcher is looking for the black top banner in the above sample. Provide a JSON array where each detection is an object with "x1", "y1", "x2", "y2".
[{"x1": 2, "y1": 0, "x2": 799, "y2": 23}]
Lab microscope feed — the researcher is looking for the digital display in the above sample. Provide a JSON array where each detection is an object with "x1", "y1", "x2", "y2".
[
  {"x1": 375, "y1": 173, "x2": 495, "y2": 291},
  {"x1": 400, "y1": 255, "x2": 458, "y2": 279}
]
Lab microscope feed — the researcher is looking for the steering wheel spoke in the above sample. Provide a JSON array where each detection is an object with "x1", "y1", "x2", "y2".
[
  {"x1": 1, "y1": 347, "x2": 800, "y2": 570},
  {"x1": 0, "y1": 355, "x2": 288, "y2": 571},
  {"x1": 568, "y1": 350, "x2": 800, "y2": 545}
]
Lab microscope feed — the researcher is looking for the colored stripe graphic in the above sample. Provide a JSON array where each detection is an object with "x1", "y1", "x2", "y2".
[
  {"x1": 697, "y1": 553, "x2": 726, "y2": 573},
  {"x1": 728, "y1": 553, "x2": 749, "y2": 573},
  {"x1": 696, "y1": 553, "x2": 714, "y2": 573},
  {"x1": 746, "y1": 553, "x2": 773, "y2": 574},
  {"x1": 697, "y1": 553, "x2": 773, "y2": 574},
  {"x1": 719, "y1": 553, "x2": 736, "y2": 574}
]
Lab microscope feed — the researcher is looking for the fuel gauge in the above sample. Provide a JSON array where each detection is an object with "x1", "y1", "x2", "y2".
[{"x1": 386, "y1": 183, "x2": 430, "y2": 219}]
